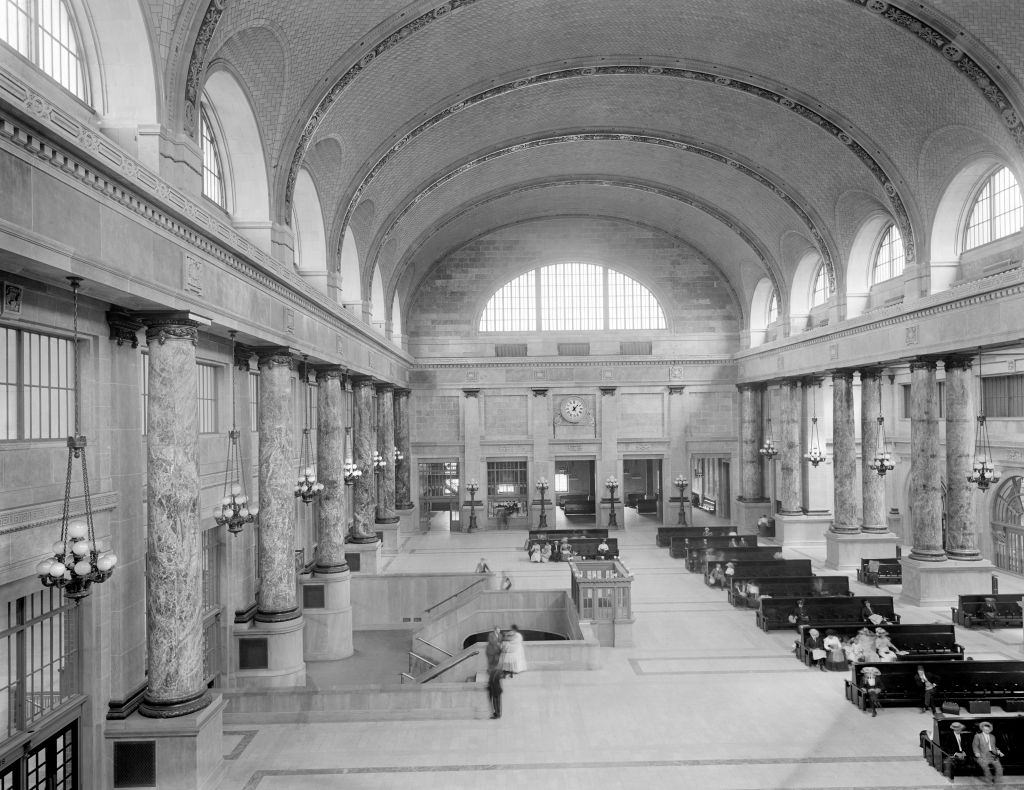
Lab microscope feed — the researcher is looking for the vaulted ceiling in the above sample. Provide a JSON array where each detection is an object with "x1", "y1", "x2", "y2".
[{"x1": 156, "y1": 0, "x2": 1024, "y2": 317}]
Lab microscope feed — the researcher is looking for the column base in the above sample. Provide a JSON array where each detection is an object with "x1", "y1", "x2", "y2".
[
  {"x1": 398, "y1": 505, "x2": 419, "y2": 533},
  {"x1": 374, "y1": 518, "x2": 401, "y2": 554},
  {"x1": 775, "y1": 512, "x2": 830, "y2": 548},
  {"x1": 597, "y1": 503, "x2": 624, "y2": 531},
  {"x1": 344, "y1": 539, "x2": 382, "y2": 574},
  {"x1": 300, "y1": 570, "x2": 354, "y2": 661},
  {"x1": 900, "y1": 557, "x2": 997, "y2": 607},
  {"x1": 825, "y1": 531, "x2": 900, "y2": 572},
  {"x1": 733, "y1": 499, "x2": 771, "y2": 536},
  {"x1": 105, "y1": 694, "x2": 226, "y2": 790},
  {"x1": 232, "y1": 616, "x2": 307, "y2": 688}
]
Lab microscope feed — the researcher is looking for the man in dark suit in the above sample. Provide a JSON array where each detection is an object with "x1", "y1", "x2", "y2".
[
  {"x1": 485, "y1": 625, "x2": 503, "y2": 671},
  {"x1": 487, "y1": 667, "x2": 503, "y2": 719},
  {"x1": 914, "y1": 664, "x2": 939, "y2": 714},
  {"x1": 941, "y1": 722, "x2": 971, "y2": 780}
]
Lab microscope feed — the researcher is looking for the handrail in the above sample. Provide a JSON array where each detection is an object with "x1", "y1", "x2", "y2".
[
  {"x1": 399, "y1": 672, "x2": 416, "y2": 684},
  {"x1": 408, "y1": 651, "x2": 437, "y2": 669},
  {"x1": 420, "y1": 649, "x2": 480, "y2": 684},
  {"x1": 415, "y1": 636, "x2": 454, "y2": 658},
  {"x1": 424, "y1": 577, "x2": 487, "y2": 614}
]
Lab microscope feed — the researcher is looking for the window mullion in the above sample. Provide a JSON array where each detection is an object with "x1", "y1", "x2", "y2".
[
  {"x1": 602, "y1": 267, "x2": 609, "y2": 330},
  {"x1": 535, "y1": 269, "x2": 542, "y2": 332}
]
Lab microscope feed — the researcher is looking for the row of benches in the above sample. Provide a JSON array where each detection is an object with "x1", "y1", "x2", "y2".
[{"x1": 523, "y1": 529, "x2": 618, "y2": 560}]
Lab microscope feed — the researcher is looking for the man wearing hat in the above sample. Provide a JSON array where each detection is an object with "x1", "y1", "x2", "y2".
[
  {"x1": 972, "y1": 720, "x2": 1005, "y2": 784},
  {"x1": 914, "y1": 664, "x2": 939, "y2": 714},
  {"x1": 859, "y1": 666, "x2": 883, "y2": 717},
  {"x1": 981, "y1": 597, "x2": 999, "y2": 631},
  {"x1": 941, "y1": 721, "x2": 970, "y2": 779}
]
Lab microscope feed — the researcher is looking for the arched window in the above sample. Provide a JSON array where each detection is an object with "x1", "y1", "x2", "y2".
[
  {"x1": 1, "y1": 0, "x2": 87, "y2": 101},
  {"x1": 964, "y1": 166, "x2": 1023, "y2": 251},
  {"x1": 871, "y1": 223, "x2": 904, "y2": 284},
  {"x1": 766, "y1": 290, "x2": 778, "y2": 324},
  {"x1": 200, "y1": 105, "x2": 226, "y2": 209},
  {"x1": 810, "y1": 264, "x2": 831, "y2": 307},
  {"x1": 291, "y1": 208, "x2": 301, "y2": 269},
  {"x1": 992, "y1": 476, "x2": 1024, "y2": 573},
  {"x1": 479, "y1": 263, "x2": 666, "y2": 332}
]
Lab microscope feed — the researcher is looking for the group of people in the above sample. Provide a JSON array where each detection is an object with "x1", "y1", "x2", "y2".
[
  {"x1": 944, "y1": 720, "x2": 1008, "y2": 784},
  {"x1": 484, "y1": 625, "x2": 527, "y2": 719},
  {"x1": 525, "y1": 538, "x2": 613, "y2": 562},
  {"x1": 802, "y1": 626, "x2": 908, "y2": 672}
]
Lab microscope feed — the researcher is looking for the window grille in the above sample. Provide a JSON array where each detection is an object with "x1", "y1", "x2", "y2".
[
  {"x1": 0, "y1": 0, "x2": 87, "y2": 101},
  {"x1": 965, "y1": 166, "x2": 1023, "y2": 250},
  {"x1": 196, "y1": 362, "x2": 217, "y2": 434},
  {"x1": 200, "y1": 105, "x2": 226, "y2": 209},
  {"x1": 608, "y1": 269, "x2": 665, "y2": 329},
  {"x1": 983, "y1": 373, "x2": 1024, "y2": 418},
  {"x1": 486, "y1": 460, "x2": 527, "y2": 520},
  {"x1": 766, "y1": 290, "x2": 778, "y2": 324},
  {"x1": 620, "y1": 340, "x2": 652, "y2": 356},
  {"x1": 419, "y1": 461, "x2": 460, "y2": 498},
  {"x1": 494, "y1": 343, "x2": 527, "y2": 357},
  {"x1": 811, "y1": 264, "x2": 831, "y2": 306},
  {"x1": 872, "y1": 224, "x2": 905, "y2": 284},
  {"x1": 557, "y1": 343, "x2": 590, "y2": 356},
  {"x1": 0, "y1": 326, "x2": 74, "y2": 440}
]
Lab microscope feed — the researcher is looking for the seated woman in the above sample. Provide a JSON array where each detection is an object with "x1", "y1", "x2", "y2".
[
  {"x1": 859, "y1": 666, "x2": 884, "y2": 717},
  {"x1": 559, "y1": 539, "x2": 573, "y2": 561},
  {"x1": 873, "y1": 628, "x2": 907, "y2": 662},
  {"x1": 861, "y1": 600, "x2": 889, "y2": 626},
  {"x1": 823, "y1": 629, "x2": 847, "y2": 671},
  {"x1": 852, "y1": 626, "x2": 879, "y2": 662},
  {"x1": 805, "y1": 628, "x2": 827, "y2": 671},
  {"x1": 540, "y1": 542, "x2": 552, "y2": 563},
  {"x1": 787, "y1": 599, "x2": 810, "y2": 626},
  {"x1": 529, "y1": 543, "x2": 542, "y2": 562}
]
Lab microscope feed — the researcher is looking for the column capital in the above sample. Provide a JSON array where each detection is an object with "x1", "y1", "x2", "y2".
[
  {"x1": 314, "y1": 364, "x2": 347, "y2": 382},
  {"x1": 350, "y1": 374, "x2": 375, "y2": 390},
  {"x1": 394, "y1": 387, "x2": 411, "y2": 397},
  {"x1": 909, "y1": 357, "x2": 939, "y2": 372},
  {"x1": 857, "y1": 366, "x2": 884, "y2": 380},
  {"x1": 531, "y1": 387, "x2": 549, "y2": 397},
  {"x1": 137, "y1": 311, "x2": 212, "y2": 345},
  {"x1": 828, "y1": 368, "x2": 856, "y2": 382},
  {"x1": 253, "y1": 346, "x2": 298, "y2": 370},
  {"x1": 599, "y1": 386, "x2": 617, "y2": 396},
  {"x1": 943, "y1": 355, "x2": 973, "y2": 372},
  {"x1": 106, "y1": 308, "x2": 144, "y2": 348},
  {"x1": 668, "y1": 385, "x2": 685, "y2": 395},
  {"x1": 462, "y1": 388, "x2": 480, "y2": 398},
  {"x1": 375, "y1": 381, "x2": 394, "y2": 394}
]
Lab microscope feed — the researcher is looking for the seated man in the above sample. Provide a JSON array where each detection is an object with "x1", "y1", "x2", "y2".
[
  {"x1": 941, "y1": 722, "x2": 971, "y2": 779},
  {"x1": 596, "y1": 539, "x2": 611, "y2": 559},
  {"x1": 981, "y1": 597, "x2": 999, "y2": 630}
]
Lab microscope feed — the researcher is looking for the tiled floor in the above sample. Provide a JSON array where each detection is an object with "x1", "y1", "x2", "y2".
[{"x1": 216, "y1": 515, "x2": 1024, "y2": 789}]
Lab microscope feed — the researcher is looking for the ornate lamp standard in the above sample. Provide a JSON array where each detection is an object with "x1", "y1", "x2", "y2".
[
  {"x1": 673, "y1": 474, "x2": 689, "y2": 525},
  {"x1": 465, "y1": 479, "x2": 481, "y2": 532},
  {"x1": 602, "y1": 476, "x2": 620, "y2": 528},
  {"x1": 534, "y1": 477, "x2": 551, "y2": 529}
]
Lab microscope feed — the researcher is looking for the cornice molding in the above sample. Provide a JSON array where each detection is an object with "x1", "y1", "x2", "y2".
[{"x1": 415, "y1": 358, "x2": 735, "y2": 370}]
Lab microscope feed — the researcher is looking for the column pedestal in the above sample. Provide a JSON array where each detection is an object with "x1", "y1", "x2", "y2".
[
  {"x1": 597, "y1": 502, "x2": 624, "y2": 531},
  {"x1": 375, "y1": 518, "x2": 401, "y2": 554},
  {"x1": 232, "y1": 617, "x2": 306, "y2": 688},
  {"x1": 734, "y1": 499, "x2": 770, "y2": 536},
  {"x1": 105, "y1": 695, "x2": 227, "y2": 790},
  {"x1": 300, "y1": 571, "x2": 354, "y2": 661},
  {"x1": 825, "y1": 531, "x2": 900, "y2": 572},
  {"x1": 900, "y1": 557, "x2": 996, "y2": 607},
  {"x1": 395, "y1": 506, "x2": 415, "y2": 540},
  {"x1": 344, "y1": 539, "x2": 383, "y2": 574},
  {"x1": 775, "y1": 513, "x2": 829, "y2": 548}
]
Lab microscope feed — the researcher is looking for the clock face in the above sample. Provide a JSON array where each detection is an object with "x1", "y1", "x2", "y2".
[{"x1": 560, "y1": 397, "x2": 587, "y2": 423}]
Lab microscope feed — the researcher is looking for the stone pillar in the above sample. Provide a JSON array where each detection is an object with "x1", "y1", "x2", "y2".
[
  {"x1": 462, "y1": 389, "x2": 482, "y2": 532},
  {"x1": 858, "y1": 368, "x2": 884, "y2": 533},
  {"x1": 394, "y1": 388, "x2": 413, "y2": 510},
  {"x1": 909, "y1": 359, "x2": 945, "y2": 562},
  {"x1": 778, "y1": 379, "x2": 802, "y2": 514},
  {"x1": 737, "y1": 384, "x2": 765, "y2": 499},
  {"x1": 314, "y1": 366, "x2": 349, "y2": 573},
  {"x1": 668, "y1": 385, "x2": 692, "y2": 527},
  {"x1": 374, "y1": 383, "x2": 400, "y2": 557},
  {"x1": 349, "y1": 376, "x2": 378, "y2": 543},
  {"x1": 944, "y1": 356, "x2": 980, "y2": 560},
  {"x1": 531, "y1": 388, "x2": 552, "y2": 524},
  {"x1": 831, "y1": 370, "x2": 858, "y2": 534},
  {"x1": 140, "y1": 314, "x2": 211, "y2": 717},
  {"x1": 599, "y1": 387, "x2": 622, "y2": 529}
]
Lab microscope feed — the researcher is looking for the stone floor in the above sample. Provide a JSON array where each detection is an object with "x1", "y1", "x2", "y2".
[{"x1": 216, "y1": 513, "x2": 1024, "y2": 789}]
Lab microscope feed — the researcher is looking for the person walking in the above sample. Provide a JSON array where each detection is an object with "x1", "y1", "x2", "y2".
[
  {"x1": 972, "y1": 720, "x2": 1005, "y2": 784},
  {"x1": 487, "y1": 667, "x2": 503, "y2": 719}
]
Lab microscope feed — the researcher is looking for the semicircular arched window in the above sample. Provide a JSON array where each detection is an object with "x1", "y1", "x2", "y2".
[
  {"x1": 200, "y1": 104, "x2": 226, "y2": 209},
  {"x1": 992, "y1": 476, "x2": 1024, "y2": 573},
  {"x1": 479, "y1": 263, "x2": 666, "y2": 332},
  {"x1": 1, "y1": 0, "x2": 88, "y2": 101},
  {"x1": 964, "y1": 166, "x2": 1023, "y2": 251},
  {"x1": 766, "y1": 289, "x2": 778, "y2": 325},
  {"x1": 810, "y1": 264, "x2": 832, "y2": 307},
  {"x1": 872, "y1": 223, "x2": 904, "y2": 285}
]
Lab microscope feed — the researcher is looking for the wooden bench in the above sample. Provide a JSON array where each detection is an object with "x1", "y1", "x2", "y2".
[
  {"x1": 951, "y1": 593, "x2": 1024, "y2": 629},
  {"x1": 922, "y1": 714, "x2": 1024, "y2": 780},
  {"x1": 795, "y1": 623, "x2": 963, "y2": 667},
  {"x1": 727, "y1": 575, "x2": 850, "y2": 607},
  {"x1": 694, "y1": 546, "x2": 783, "y2": 575},
  {"x1": 526, "y1": 529, "x2": 607, "y2": 551},
  {"x1": 855, "y1": 558, "x2": 902, "y2": 586},
  {"x1": 667, "y1": 534, "x2": 758, "y2": 559},
  {"x1": 723, "y1": 560, "x2": 814, "y2": 600},
  {"x1": 655, "y1": 526, "x2": 738, "y2": 548},
  {"x1": 848, "y1": 659, "x2": 1024, "y2": 712},
  {"x1": 757, "y1": 595, "x2": 900, "y2": 632},
  {"x1": 561, "y1": 537, "x2": 619, "y2": 560}
]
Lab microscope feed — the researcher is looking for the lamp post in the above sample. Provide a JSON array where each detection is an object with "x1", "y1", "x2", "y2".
[
  {"x1": 465, "y1": 479, "x2": 481, "y2": 533},
  {"x1": 673, "y1": 475, "x2": 689, "y2": 525},
  {"x1": 534, "y1": 477, "x2": 551, "y2": 529},
  {"x1": 602, "y1": 475, "x2": 620, "y2": 528}
]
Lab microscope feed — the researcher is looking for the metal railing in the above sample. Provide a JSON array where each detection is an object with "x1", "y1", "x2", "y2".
[
  {"x1": 420, "y1": 649, "x2": 480, "y2": 684},
  {"x1": 424, "y1": 577, "x2": 487, "y2": 614},
  {"x1": 415, "y1": 636, "x2": 453, "y2": 658}
]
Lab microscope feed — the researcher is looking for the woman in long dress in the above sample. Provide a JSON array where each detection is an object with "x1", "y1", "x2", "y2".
[{"x1": 501, "y1": 624, "x2": 527, "y2": 678}]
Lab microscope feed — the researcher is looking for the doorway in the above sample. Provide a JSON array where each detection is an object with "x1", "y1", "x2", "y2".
[
  {"x1": 553, "y1": 459, "x2": 596, "y2": 527},
  {"x1": 418, "y1": 460, "x2": 460, "y2": 532},
  {"x1": 692, "y1": 456, "x2": 731, "y2": 521},
  {"x1": 623, "y1": 458, "x2": 663, "y2": 526}
]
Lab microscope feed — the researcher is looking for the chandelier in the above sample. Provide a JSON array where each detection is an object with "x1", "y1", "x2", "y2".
[
  {"x1": 760, "y1": 417, "x2": 778, "y2": 459},
  {"x1": 868, "y1": 374, "x2": 895, "y2": 477},
  {"x1": 37, "y1": 277, "x2": 118, "y2": 599},
  {"x1": 295, "y1": 357, "x2": 324, "y2": 504},
  {"x1": 968, "y1": 351, "x2": 1000, "y2": 490},
  {"x1": 343, "y1": 427, "x2": 361, "y2": 485},
  {"x1": 804, "y1": 381, "x2": 826, "y2": 467},
  {"x1": 393, "y1": 447, "x2": 404, "y2": 464},
  {"x1": 372, "y1": 449, "x2": 387, "y2": 473},
  {"x1": 215, "y1": 331, "x2": 258, "y2": 533}
]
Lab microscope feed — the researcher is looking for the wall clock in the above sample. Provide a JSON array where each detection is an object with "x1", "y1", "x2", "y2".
[{"x1": 560, "y1": 396, "x2": 588, "y2": 423}]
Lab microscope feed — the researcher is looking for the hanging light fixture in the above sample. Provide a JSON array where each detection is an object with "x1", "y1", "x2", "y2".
[
  {"x1": 343, "y1": 427, "x2": 361, "y2": 485},
  {"x1": 215, "y1": 332, "x2": 259, "y2": 533},
  {"x1": 372, "y1": 449, "x2": 387, "y2": 473},
  {"x1": 37, "y1": 277, "x2": 118, "y2": 598},
  {"x1": 295, "y1": 356, "x2": 324, "y2": 504},
  {"x1": 868, "y1": 374, "x2": 895, "y2": 477},
  {"x1": 968, "y1": 350, "x2": 1001, "y2": 491},
  {"x1": 760, "y1": 417, "x2": 778, "y2": 459},
  {"x1": 804, "y1": 380, "x2": 826, "y2": 467}
]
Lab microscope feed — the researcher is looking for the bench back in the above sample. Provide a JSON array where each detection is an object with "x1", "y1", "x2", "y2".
[
  {"x1": 797, "y1": 623, "x2": 959, "y2": 652},
  {"x1": 759, "y1": 595, "x2": 896, "y2": 625},
  {"x1": 563, "y1": 537, "x2": 618, "y2": 559},
  {"x1": 748, "y1": 575, "x2": 850, "y2": 598},
  {"x1": 956, "y1": 593, "x2": 1024, "y2": 615},
  {"x1": 860, "y1": 557, "x2": 900, "y2": 572},
  {"x1": 668, "y1": 534, "x2": 758, "y2": 558},
  {"x1": 929, "y1": 716, "x2": 1023, "y2": 766},
  {"x1": 851, "y1": 659, "x2": 1024, "y2": 697},
  {"x1": 694, "y1": 546, "x2": 782, "y2": 572},
  {"x1": 656, "y1": 526, "x2": 737, "y2": 547},
  {"x1": 528, "y1": 528, "x2": 608, "y2": 545},
  {"x1": 727, "y1": 559, "x2": 813, "y2": 587}
]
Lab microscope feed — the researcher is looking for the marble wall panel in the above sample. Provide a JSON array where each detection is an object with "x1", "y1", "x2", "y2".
[
  {"x1": 483, "y1": 395, "x2": 528, "y2": 436},
  {"x1": 618, "y1": 393, "x2": 664, "y2": 437}
]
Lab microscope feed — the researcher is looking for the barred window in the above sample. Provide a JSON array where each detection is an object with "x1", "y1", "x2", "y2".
[
  {"x1": 200, "y1": 104, "x2": 226, "y2": 209},
  {"x1": 196, "y1": 362, "x2": 217, "y2": 433},
  {"x1": 480, "y1": 264, "x2": 665, "y2": 332},
  {"x1": 1, "y1": 0, "x2": 87, "y2": 101},
  {"x1": 965, "y1": 167, "x2": 1023, "y2": 251},
  {"x1": 810, "y1": 264, "x2": 831, "y2": 307},
  {"x1": 872, "y1": 224, "x2": 905, "y2": 284},
  {"x1": 248, "y1": 371, "x2": 259, "y2": 433},
  {"x1": 0, "y1": 326, "x2": 74, "y2": 440},
  {"x1": 983, "y1": 373, "x2": 1024, "y2": 418}
]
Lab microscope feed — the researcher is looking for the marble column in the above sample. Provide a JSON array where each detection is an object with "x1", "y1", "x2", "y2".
[
  {"x1": 375, "y1": 383, "x2": 399, "y2": 525},
  {"x1": 139, "y1": 314, "x2": 211, "y2": 717},
  {"x1": 860, "y1": 368, "x2": 888, "y2": 533},
  {"x1": 349, "y1": 376, "x2": 378, "y2": 542},
  {"x1": 831, "y1": 370, "x2": 858, "y2": 533},
  {"x1": 314, "y1": 366, "x2": 349, "y2": 573},
  {"x1": 394, "y1": 388, "x2": 413, "y2": 510},
  {"x1": 462, "y1": 389, "x2": 481, "y2": 532},
  {"x1": 778, "y1": 379, "x2": 803, "y2": 514},
  {"x1": 944, "y1": 356, "x2": 980, "y2": 560},
  {"x1": 256, "y1": 349, "x2": 301, "y2": 621},
  {"x1": 737, "y1": 384, "x2": 765, "y2": 502},
  {"x1": 909, "y1": 359, "x2": 945, "y2": 562}
]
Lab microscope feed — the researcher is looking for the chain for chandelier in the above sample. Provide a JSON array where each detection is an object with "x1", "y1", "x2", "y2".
[
  {"x1": 868, "y1": 374, "x2": 895, "y2": 477},
  {"x1": 295, "y1": 355, "x2": 324, "y2": 503},
  {"x1": 37, "y1": 277, "x2": 118, "y2": 598},
  {"x1": 968, "y1": 350, "x2": 1001, "y2": 490},
  {"x1": 215, "y1": 331, "x2": 258, "y2": 533},
  {"x1": 760, "y1": 416, "x2": 778, "y2": 459},
  {"x1": 804, "y1": 380, "x2": 826, "y2": 467}
]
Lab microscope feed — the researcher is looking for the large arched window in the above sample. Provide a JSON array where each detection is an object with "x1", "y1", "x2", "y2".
[
  {"x1": 872, "y1": 224, "x2": 904, "y2": 284},
  {"x1": 992, "y1": 476, "x2": 1024, "y2": 574},
  {"x1": 1, "y1": 0, "x2": 87, "y2": 100},
  {"x1": 810, "y1": 264, "x2": 831, "y2": 307},
  {"x1": 964, "y1": 166, "x2": 1023, "y2": 251},
  {"x1": 200, "y1": 104, "x2": 226, "y2": 209},
  {"x1": 479, "y1": 263, "x2": 666, "y2": 332},
  {"x1": 766, "y1": 290, "x2": 778, "y2": 324}
]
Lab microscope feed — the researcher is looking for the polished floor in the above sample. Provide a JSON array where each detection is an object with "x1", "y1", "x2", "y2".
[{"x1": 216, "y1": 513, "x2": 1024, "y2": 789}]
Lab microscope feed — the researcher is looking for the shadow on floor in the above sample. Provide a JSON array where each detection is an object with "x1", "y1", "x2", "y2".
[{"x1": 306, "y1": 629, "x2": 413, "y2": 688}]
